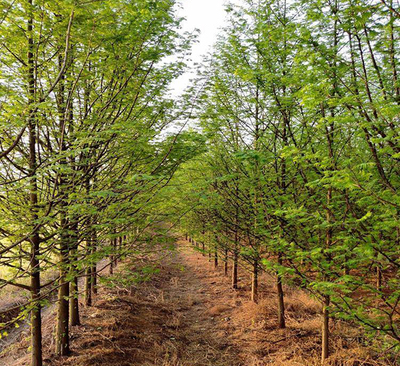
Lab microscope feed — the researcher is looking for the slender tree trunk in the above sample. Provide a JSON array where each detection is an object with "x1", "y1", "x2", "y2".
[
  {"x1": 30, "y1": 246, "x2": 42, "y2": 366},
  {"x1": 321, "y1": 295, "x2": 330, "y2": 363},
  {"x1": 251, "y1": 259, "x2": 258, "y2": 303},
  {"x1": 321, "y1": 186, "x2": 333, "y2": 361},
  {"x1": 118, "y1": 235, "x2": 123, "y2": 261},
  {"x1": 69, "y1": 224, "x2": 80, "y2": 326},
  {"x1": 109, "y1": 237, "x2": 115, "y2": 274},
  {"x1": 55, "y1": 48, "x2": 71, "y2": 356},
  {"x1": 214, "y1": 248, "x2": 218, "y2": 268},
  {"x1": 85, "y1": 233, "x2": 92, "y2": 306},
  {"x1": 69, "y1": 275, "x2": 80, "y2": 326},
  {"x1": 91, "y1": 229, "x2": 97, "y2": 295},
  {"x1": 277, "y1": 253, "x2": 286, "y2": 328},
  {"x1": 27, "y1": 5, "x2": 42, "y2": 364},
  {"x1": 110, "y1": 237, "x2": 116, "y2": 273},
  {"x1": 55, "y1": 272, "x2": 70, "y2": 355},
  {"x1": 224, "y1": 249, "x2": 228, "y2": 276},
  {"x1": 55, "y1": 218, "x2": 70, "y2": 355},
  {"x1": 232, "y1": 249, "x2": 238, "y2": 289}
]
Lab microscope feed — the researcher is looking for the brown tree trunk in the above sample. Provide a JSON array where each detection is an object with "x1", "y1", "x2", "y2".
[
  {"x1": 30, "y1": 253, "x2": 42, "y2": 366},
  {"x1": 251, "y1": 259, "x2": 258, "y2": 303},
  {"x1": 27, "y1": 5, "x2": 42, "y2": 364},
  {"x1": 55, "y1": 48, "x2": 70, "y2": 356},
  {"x1": 321, "y1": 296, "x2": 330, "y2": 363},
  {"x1": 214, "y1": 248, "x2": 218, "y2": 268},
  {"x1": 110, "y1": 237, "x2": 116, "y2": 274},
  {"x1": 91, "y1": 229, "x2": 97, "y2": 295},
  {"x1": 69, "y1": 275, "x2": 80, "y2": 326},
  {"x1": 232, "y1": 249, "x2": 238, "y2": 289},
  {"x1": 69, "y1": 223, "x2": 80, "y2": 326},
  {"x1": 55, "y1": 218, "x2": 70, "y2": 355},
  {"x1": 277, "y1": 253, "x2": 286, "y2": 328},
  {"x1": 85, "y1": 234, "x2": 92, "y2": 306},
  {"x1": 55, "y1": 273, "x2": 70, "y2": 355},
  {"x1": 224, "y1": 249, "x2": 228, "y2": 276}
]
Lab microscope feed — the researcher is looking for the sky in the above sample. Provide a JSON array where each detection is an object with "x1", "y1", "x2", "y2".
[{"x1": 169, "y1": 0, "x2": 229, "y2": 96}]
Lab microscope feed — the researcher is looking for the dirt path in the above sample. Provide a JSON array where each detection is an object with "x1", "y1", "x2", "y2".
[
  {"x1": 46, "y1": 241, "x2": 243, "y2": 366},
  {"x1": 2, "y1": 238, "x2": 385, "y2": 366}
]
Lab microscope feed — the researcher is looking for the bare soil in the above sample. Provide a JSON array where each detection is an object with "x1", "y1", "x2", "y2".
[{"x1": 0, "y1": 238, "x2": 396, "y2": 366}]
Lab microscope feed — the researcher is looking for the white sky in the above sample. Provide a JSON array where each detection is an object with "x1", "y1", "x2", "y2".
[{"x1": 170, "y1": 0, "x2": 230, "y2": 96}]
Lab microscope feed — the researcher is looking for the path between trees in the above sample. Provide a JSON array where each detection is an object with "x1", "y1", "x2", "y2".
[
  {"x1": 54, "y1": 240, "x2": 244, "y2": 366},
  {"x1": 3, "y1": 238, "x2": 375, "y2": 366}
]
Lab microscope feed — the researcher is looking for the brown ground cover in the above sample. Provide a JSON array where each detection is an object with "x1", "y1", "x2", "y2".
[{"x1": 0, "y1": 238, "x2": 396, "y2": 366}]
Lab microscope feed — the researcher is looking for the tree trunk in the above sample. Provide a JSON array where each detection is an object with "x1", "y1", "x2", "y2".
[
  {"x1": 91, "y1": 230, "x2": 97, "y2": 295},
  {"x1": 232, "y1": 250, "x2": 238, "y2": 289},
  {"x1": 118, "y1": 235, "x2": 123, "y2": 260},
  {"x1": 85, "y1": 234, "x2": 92, "y2": 306},
  {"x1": 55, "y1": 46, "x2": 71, "y2": 356},
  {"x1": 110, "y1": 237, "x2": 116, "y2": 273},
  {"x1": 31, "y1": 264, "x2": 42, "y2": 366},
  {"x1": 69, "y1": 275, "x2": 80, "y2": 326},
  {"x1": 224, "y1": 249, "x2": 228, "y2": 276},
  {"x1": 277, "y1": 253, "x2": 286, "y2": 328},
  {"x1": 55, "y1": 273, "x2": 70, "y2": 355},
  {"x1": 27, "y1": 5, "x2": 42, "y2": 364},
  {"x1": 321, "y1": 296, "x2": 330, "y2": 363},
  {"x1": 69, "y1": 223, "x2": 80, "y2": 326},
  {"x1": 55, "y1": 219, "x2": 70, "y2": 355},
  {"x1": 251, "y1": 259, "x2": 258, "y2": 303},
  {"x1": 214, "y1": 248, "x2": 218, "y2": 268}
]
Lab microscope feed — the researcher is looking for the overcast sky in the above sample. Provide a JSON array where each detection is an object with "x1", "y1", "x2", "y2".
[{"x1": 169, "y1": 0, "x2": 230, "y2": 96}]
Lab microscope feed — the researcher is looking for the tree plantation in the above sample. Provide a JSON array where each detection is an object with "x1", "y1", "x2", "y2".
[{"x1": 0, "y1": 0, "x2": 399, "y2": 365}]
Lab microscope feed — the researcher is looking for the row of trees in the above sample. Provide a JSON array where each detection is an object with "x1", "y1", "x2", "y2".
[
  {"x1": 0, "y1": 1, "x2": 197, "y2": 365},
  {"x1": 168, "y1": 0, "x2": 400, "y2": 363}
]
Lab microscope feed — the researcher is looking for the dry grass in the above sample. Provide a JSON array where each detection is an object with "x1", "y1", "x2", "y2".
[{"x1": 0, "y1": 239, "x2": 398, "y2": 366}]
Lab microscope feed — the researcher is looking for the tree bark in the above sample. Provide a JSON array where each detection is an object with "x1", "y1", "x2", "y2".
[
  {"x1": 85, "y1": 233, "x2": 92, "y2": 306},
  {"x1": 69, "y1": 222, "x2": 80, "y2": 326},
  {"x1": 277, "y1": 253, "x2": 286, "y2": 328},
  {"x1": 321, "y1": 295, "x2": 330, "y2": 363},
  {"x1": 69, "y1": 275, "x2": 80, "y2": 326},
  {"x1": 91, "y1": 229, "x2": 97, "y2": 295},
  {"x1": 232, "y1": 249, "x2": 238, "y2": 289},
  {"x1": 224, "y1": 249, "x2": 228, "y2": 276},
  {"x1": 251, "y1": 259, "x2": 258, "y2": 303},
  {"x1": 27, "y1": 4, "x2": 42, "y2": 364},
  {"x1": 55, "y1": 217, "x2": 70, "y2": 355}
]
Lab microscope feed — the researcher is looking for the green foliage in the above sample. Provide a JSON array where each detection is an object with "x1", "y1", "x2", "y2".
[{"x1": 165, "y1": 0, "x2": 400, "y2": 352}]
